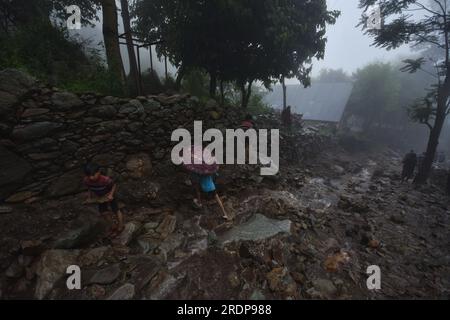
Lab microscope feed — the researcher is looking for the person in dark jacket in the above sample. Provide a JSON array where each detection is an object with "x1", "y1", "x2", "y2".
[
  {"x1": 446, "y1": 169, "x2": 450, "y2": 196},
  {"x1": 401, "y1": 150, "x2": 417, "y2": 183}
]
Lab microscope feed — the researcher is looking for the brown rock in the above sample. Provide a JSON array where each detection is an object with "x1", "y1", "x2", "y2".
[
  {"x1": 125, "y1": 153, "x2": 152, "y2": 179},
  {"x1": 5, "y1": 191, "x2": 39, "y2": 203},
  {"x1": 156, "y1": 215, "x2": 177, "y2": 239},
  {"x1": 21, "y1": 108, "x2": 50, "y2": 118}
]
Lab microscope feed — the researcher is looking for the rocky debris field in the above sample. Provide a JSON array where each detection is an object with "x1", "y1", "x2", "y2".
[
  {"x1": 0, "y1": 141, "x2": 449, "y2": 300},
  {"x1": 0, "y1": 69, "x2": 449, "y2": 300}
]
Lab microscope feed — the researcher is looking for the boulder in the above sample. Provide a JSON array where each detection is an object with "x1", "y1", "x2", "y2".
[
  {"x1": 53, "y1": 215, "x2": 105, "y2": 249},
  {"x1": 79, "y1": 246, "x2": 110, "y2": 266},
  {"x1": 115, "y1": 221, "x2": 142, "y2": 246},
  {"x1": 119, "y1": 99, "x2": 144, "y2": 115},
  {"x1": 218, "y1": 214, "x2": 291, "y2": 245},
  {"x1": 47, "y1": 169, "x2": 84, "y2": 198},
  {"x1": 128, "y1": 256, "x2": 161, "y2": 291},
  {"x1": 118, "y1": 180, "x2": 159, "y2": 203},
  {"x1": 21, "y1": 108, "x2": 50, "y2": 118},
  {"x1": 86, "y1": 264, "x2": 121, "y2": 285},
  {"x1": 125, "y1": 153, "x2": 152, "y2": 179},
  {"x1": 35, "y1": 249, "x2": 80, "y2": 299},
  {"x1": 0, "y1": 146, "x2": 32, "y2": 198},
  {"x1": 107, "y1": 283, "x2": 135, "y2": 300},
  {"x1": 310, "y1": 279, "x2": 337, "y2": 299},
  {"x1": 88, "y1": 105, "x2": 117, "y2": 118},
  {"x1": 12, "y1": 122, "x2": 62, "y2": 141},
  {"x1": 100, "y1": 96, "x2": 120, "y2": 105},
  {"x1": 51, "y1": 92, "x2": 83, "y2": 111},
  {"x1": 156, "y1": 215, "x2": 177, "y2": 239},
  {"x1": 0, "y1": 69, "x2": 36, "y2": 116},
  {"x1": 5, "y1": 191, "x2": 39, "y2": 203}
]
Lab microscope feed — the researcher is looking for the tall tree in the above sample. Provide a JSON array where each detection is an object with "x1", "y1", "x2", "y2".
[
  {"x1": 120, "y1": 0, "x2": 140, "y2": 96},
  {"x1": 100, "y1": 0, "x2": 126, "y2": 92},
  {"x1": 315, "y1": 68, "x2": 352, "y2": 83},
  {"x1": 0, "y1": 0, "x2": 99, "y2": 30},
  {"x1": 133, "y1": 0, "x2": 339, "y2": 107},
  {"x1": 359, "y1": 0, "x2": 450, "y2": 184}
]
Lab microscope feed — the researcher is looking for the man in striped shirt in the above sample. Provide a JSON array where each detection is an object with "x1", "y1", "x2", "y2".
[{"x1": 83, "y1": 163, "x2": 124, "y2": 236}]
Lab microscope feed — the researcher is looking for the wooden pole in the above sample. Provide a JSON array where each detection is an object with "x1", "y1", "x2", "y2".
[
  {"x1": 165, "y1": 55, "x2": 168, "y2": 80},
  {"x1": 149, "y1": 46, "x2": 153, "y2": 72},
  {"x1": 136, "y1": 46, "x2": 142, "y2": 94}
]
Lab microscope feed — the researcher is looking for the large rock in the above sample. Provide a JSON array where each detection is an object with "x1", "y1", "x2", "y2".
[
  {"x1": 12, "y1": 122, "x2": 62, "y2": 141},
  {"x1": 21, "y1": 108, "x2": 50, "y2": 118},
  {"x1": 47, "y1": 169, "x2": 84, "y2": 198},
  {"x1": 125, "y1": 153, "x2": 152, "y2": 179},
  {"x1": 118, "y1": 180, "x2": 159, "y2": 203},
  {"x1": 86, "y1": 264, "x2": 121, "y2": 285},
  {"x1": 5, "y1": 191, "x2": 39, "y2": 203},
  {"x1": 218, "y1": 214, "x2": 291, "y2": 245},
  {"x1": 119, "y1": 99, "x2": 144, "y2": 115},
  {"x1": 53, "y1": 215, "x2": 105, "y2": 249},
  {"x1": 310, "y1": 279, "x2": 337, "y2": 299},
  {"x1": 107, "y1": 283, "x2": 135, "y2": 300},
  {"x1": 0, "y1": 69, "x2": 36, "y2": 116},
  {"x1": 0, "y1": 146, "x2": 32, "y2": 199},
  {"x1": 35, "y1": 249, "x2": 80, "y2": 299},
  {"x1": 100, "y1": 96, "x2": 120, "y2": 105},
  {"x1": 127, "y1": 256, "x2": 161, "y2": 291},
  {"x1": 79, "y1": 247, "x2": 110, "y2": 266},
  {"x1": 266, "y1": 267, "x2": 298, "y2": 298},
  {"x1": 156, "y1": 215, "x2": 177, "y2": 239},
  {"x1": 51, "y1": 92, "x2": 83, "y2": 111},
  {"x1": 88, "y1": 105, "x2": 117, "y2": 118},
  {"x1": 115, "y1": 221, "x2": 142, "y2": 246}
]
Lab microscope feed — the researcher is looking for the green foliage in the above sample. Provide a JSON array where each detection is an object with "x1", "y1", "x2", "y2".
[
  {"x1": 247, "y1": 88, "x2": 272, "y2": 115},
  {"x1": 133, "y1": 0, "x2": 339, "y2": 94},
  {"x1": 346, "y1": 62, "x2": 400, "y2": 129},
  {"x1": 407, "y1": 88, "x2": 438, "y2": 128},
  {"x1": 0, "y1": 22, "x2": 124, "y2": 96},
  {"x1": 0, "y1": 22, "x2": 89, "y2": 81},
  {"x1": 140, "y1": 69, "x2": 164, "y2": 95},
  {"x1": 0, "y1": 0, "x2": 100, "y2": 29},
  {"x1": 314, "y1": 68, "x2": 352, "y2": 83},
  {"x1": 162, "y1": 73, "x2": 177, "y2": 92},
  {"x1": 181, "y1": 69, "x2": 210, "y2": 99},
  {"x1": 345, "y1": 61, "x2": 433, "y2": 133}
]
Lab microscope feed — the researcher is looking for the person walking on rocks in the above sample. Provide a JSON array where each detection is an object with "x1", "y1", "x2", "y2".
[
  {"x1": 83, "y1": 163, "x2": 124, "y2": 236},
  {"x1": 446, "y1": 169, "x2": 450, "y2": 196},
  {"x1": 401, "y1": 150, "x2": 417, "y2": 183},
  {"x1": 183, "y1": 145, "x2": 232, "y2": 221}
]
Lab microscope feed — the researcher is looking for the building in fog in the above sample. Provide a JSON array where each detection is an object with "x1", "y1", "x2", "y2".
[{"x1": 264, "y1": 82, "x2": 354, "y2": 123}]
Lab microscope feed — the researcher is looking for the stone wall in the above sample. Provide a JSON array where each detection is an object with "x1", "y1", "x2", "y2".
[{"x1": 0, "y1": 69, "x2": 245, "y2": 201}]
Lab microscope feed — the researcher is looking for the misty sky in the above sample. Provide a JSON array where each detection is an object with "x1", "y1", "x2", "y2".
[
  {"x1": 74, "y1": 0, "x2": 414, "y2": 84},
  {"x1": 311, "y1": 0, "x2": 411, "y2": 78}
]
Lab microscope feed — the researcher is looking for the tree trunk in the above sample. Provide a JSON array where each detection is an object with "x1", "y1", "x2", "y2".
[
  {"x1": 241, "y1": 80, "x2": 253, "y2": 108},
  {"x1": 120, "y1": 0, "x2": 140, "y2": 96},
  {"x1": 281, "y1": 76, "x2": 287, "y2": 110},
  {"x1": 209, "y1": 72, "x2": 217, "y2": 97},
  {"x1": 101, "y1": 0, "x2": 126, "y2": 93},
  {"x1": 175, "y1": 64, "x2": 185, "y2": 91},
  {"x1": 220, "y1": 80, "x2": 225, "y2": 106},
  {"x1": 414, "y1": 77, "x2": 450, "y2": 184}
]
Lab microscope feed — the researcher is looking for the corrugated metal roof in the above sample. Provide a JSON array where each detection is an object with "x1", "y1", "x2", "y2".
[{"x1": 264, "y1": 82, "x2": 354, "y2": 122}]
